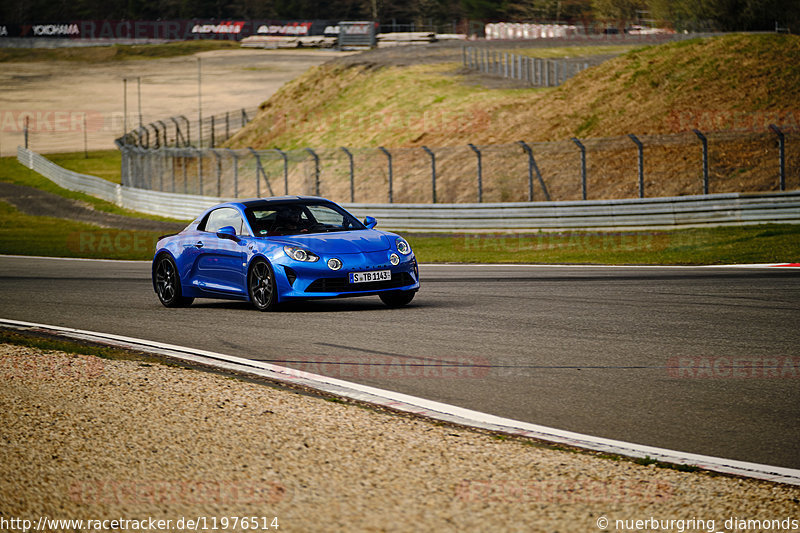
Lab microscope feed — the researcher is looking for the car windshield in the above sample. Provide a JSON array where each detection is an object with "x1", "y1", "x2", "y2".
[{"x1": 244, "y1": 201, "x2": 365, "y2": 237}]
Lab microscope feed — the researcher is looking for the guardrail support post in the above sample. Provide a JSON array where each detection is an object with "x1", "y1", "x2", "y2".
[
  {"x1": 518, "y1": 141, "x2": 550, "y2": 202},
  {"x1": 693, "y1": 129, "x2": 709, "y2": 195},
  {"x1": 378, "y1": 146, "x2": 393, "y2": 203},
  {"x1": 628, "y1": 134, "x2": 645, "y2": 198},
  {"x1": 340, "y1": 147, "x2": 355, "y2": 202},
  {"x1": 769, "y1": 124, "x2": 786, "y2": 191},
  {"x1": 273, "y1": 149, "x2": 289, "y2": 195},
  {"x1": 571, "y1": 137, "x2": 587, "y2": 200},
  {"x1": 422, "y1": 146, "x2": 436, "y2": 203},
  {"x1": 468, "y1": 143, "x2": 482, "y2": 202},
  {"x1": 305, "y1": 148, "x2": 320, "y2": 196}
]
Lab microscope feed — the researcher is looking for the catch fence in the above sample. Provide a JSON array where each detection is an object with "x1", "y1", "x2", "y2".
[
  {"x1": 117, "y1": 123, "x2": 798, "y2": 205},
  {"x1": 462, "y1": 46, "x2": 593, "y2": 87}
]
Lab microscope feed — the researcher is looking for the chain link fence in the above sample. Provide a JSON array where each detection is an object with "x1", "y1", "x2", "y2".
[{"x1": 117, "y1": 113, "x2": 798, "y2": 204}]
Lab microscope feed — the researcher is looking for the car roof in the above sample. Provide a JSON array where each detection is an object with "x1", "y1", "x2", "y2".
[{"x1": 238, "y1": 196, "x2": 331, "y2": 209}]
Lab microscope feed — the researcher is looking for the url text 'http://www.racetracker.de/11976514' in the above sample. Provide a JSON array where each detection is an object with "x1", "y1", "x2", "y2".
[{"x1": 0, "y1": 516, "x2": 281, "y2": 532}]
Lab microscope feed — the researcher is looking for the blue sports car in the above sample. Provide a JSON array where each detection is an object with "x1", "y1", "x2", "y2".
[{"x1": 152, "y1": 196, "x2": 419, "y2": 311}]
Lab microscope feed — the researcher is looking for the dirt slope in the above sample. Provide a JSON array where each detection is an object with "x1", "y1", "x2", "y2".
[{"x1": 229, "y1": 34, "x2": 800, "y2": 150}]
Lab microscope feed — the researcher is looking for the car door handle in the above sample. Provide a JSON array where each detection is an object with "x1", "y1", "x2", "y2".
[{"x1": 183, "y1": 241, "x2": 204, "y2": 249}]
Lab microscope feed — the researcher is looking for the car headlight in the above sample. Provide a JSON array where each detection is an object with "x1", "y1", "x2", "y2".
[
  {"x1": 283, "y1": 245, "x2": 319, "y2": 262},
  {"x1": 396, "y1": 238, "x2": 411, "y2": 255},
  {"x1": 389, "y1": 253, "x2": 400, "y2": 266},
  {"x1": 327, "y1": 258, "x2": 342, "y2": 270}
]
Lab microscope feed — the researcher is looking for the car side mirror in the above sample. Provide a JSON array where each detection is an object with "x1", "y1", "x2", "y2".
[
  {"x1": 216, "y1": 226, "x2": 239, "y2": 240},
  {"x1": 364, "y1": 216, "x2": 377, "y2": 229}
]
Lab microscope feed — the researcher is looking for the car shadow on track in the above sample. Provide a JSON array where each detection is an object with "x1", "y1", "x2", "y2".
[{"x1": 188, "y1": 297, "x2": 431, "y2": 314}]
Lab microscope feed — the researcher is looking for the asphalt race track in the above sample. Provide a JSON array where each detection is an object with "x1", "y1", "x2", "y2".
[{"x1": 1, "y1": 255, "x2": 798, "y2": 468}]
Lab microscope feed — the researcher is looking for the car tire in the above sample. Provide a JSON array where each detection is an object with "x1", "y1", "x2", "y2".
[
  {"x1": 248, "y1": 259, "x2": 277, "y2": 311},
  {"x1": 379, "y1": 290, "x2": 415, "y2": 308},
  {"x1": 154, "y1": 254, "x2": 193, "y2": 308}
]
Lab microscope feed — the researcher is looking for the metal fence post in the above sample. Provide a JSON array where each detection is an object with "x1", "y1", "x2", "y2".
[
  {"x1": 170, "y1": 117, "x2": 184, "y2": 147},
  {"x1": 468, "y1": 143, "x2": 482, "y2": 202},
  {"x1": 211, "y1": 149, "x2": 222, "y2": 197},
  {"x1": 181, "y1": 150, "x2": 188, "y2": 194},
  {"x1": 137, "y1": 127, "x2": 149, "y2": 149},
  {"x1": 196, "y1": 149, "x2": 203, "y2": 195},
  {"x1": 228, "y1": 149, "x2": 239, "y2": 197},
  {"x1": 157, "y1": 120, "x2": 168, "y2": 147},
  {"x1": 248, "y1": 147, "x2": 273, "y2": 197},
  {"x1": 545, "y1": 60, "x2": 550, "y2": 87},
  {"x1": 628, "y1": 134, "x2": 645, "y2": 198},
  {"x1": 693, "y1": 129, "x2": 709, "y2": 195},
  {"x1": 422, "y1": 146, "x2": 436, "y2": 203},
  {"x1": 149, "y1": 124, "x2": 160, "y2": 149},
  {"x1": 517, "y1": 141, "x2": 550, "y2": 202},
  {"x1": 378, "y1": 146, "x2": 393, "y2": 203},
  {"x1": 340, "y1": 147, "x2": 355, "y2": 202},
  {"x1": 769, "y1": 124, "x2": 786, "y2": 191},
  {"x1": 272, "y1": 149, "x2": 289, "y2": 195},
  {"x1": 168, "y1": 148, "x2": 175, "y2": 192},
  {"x1": 305, "y1": 148, "x2": 320, "y2": 196},
  {"x1": 119, "y1": 144, "x2": 128, "y2": 186},
  {"x1": 180, "y1": 116, "x2": 191, "y2": 146},
  {"x1": 571, "y1": 137, "x2": 587, "y2": 200},
  {"x1": 210, "y1": 115, "x2": 215, "y2": 148}
]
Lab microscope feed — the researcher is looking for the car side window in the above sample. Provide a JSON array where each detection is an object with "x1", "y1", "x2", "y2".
[{"x1": 203, "y1": 207, "x2": 247, "y2": 235}]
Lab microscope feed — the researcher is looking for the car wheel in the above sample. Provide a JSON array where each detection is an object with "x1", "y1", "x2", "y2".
[
  {"x1": 379, "y1": 290, "x2": 415, "y2": 308},
  {"x1": 154, "y1": 254, "x2": 193, "y2": 308},
  {"x1": 248, "y1": 259, "x2": 277, "y2": 311}
]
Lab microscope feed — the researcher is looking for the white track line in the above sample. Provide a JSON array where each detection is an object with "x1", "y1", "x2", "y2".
[{"x1": 2, "y1": 317, "x2": 798, "y2": 486}]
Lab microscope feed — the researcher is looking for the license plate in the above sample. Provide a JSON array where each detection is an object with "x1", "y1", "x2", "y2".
[{"x1": 349, "y1": 270, "x2": 391, "y2": 283}]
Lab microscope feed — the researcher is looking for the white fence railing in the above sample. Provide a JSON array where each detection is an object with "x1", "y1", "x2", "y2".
[{"x1": 17, "y1": 146, "x2": 800, "y2": 232}]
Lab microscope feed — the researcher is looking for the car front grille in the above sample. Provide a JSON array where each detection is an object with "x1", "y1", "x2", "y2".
[{"x1": 305, "y1": 272, "x2": 414, "y2": 293}]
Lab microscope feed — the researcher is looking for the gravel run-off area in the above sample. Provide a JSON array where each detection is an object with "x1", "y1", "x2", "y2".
[{"x1": 1, "y1": 343, "x2": 799, "y2": 532}]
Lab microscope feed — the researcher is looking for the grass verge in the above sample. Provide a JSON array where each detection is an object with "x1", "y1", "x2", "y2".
[
  {"x1": 516, "y1": 44, "x2": 638, "y2": 58},
  {"x1": 0, "y1": 200, "x2": 164, "y2": 260},
  {"x1": 48, "y1": 150, "x2": 122, "y2": 184},
  {"x1": 0, "y1": 155, "x2": 181, "y2": 223},
  {"x1": 407, "y1": 226, "x2": 800, "y2": 265}
]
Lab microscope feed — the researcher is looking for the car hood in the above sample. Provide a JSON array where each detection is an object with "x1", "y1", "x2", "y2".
[{"x1": 270, "y1": 230, "x2": 391, "y2": 254}]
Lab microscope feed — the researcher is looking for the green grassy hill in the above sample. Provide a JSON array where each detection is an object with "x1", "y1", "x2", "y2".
[{"x1": 228, "y1": 34, "x2": 800, "y2": 150}]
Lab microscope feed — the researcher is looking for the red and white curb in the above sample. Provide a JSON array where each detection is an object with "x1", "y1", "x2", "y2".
[{"x1": 2, "y1": 317, "x2": 799, "y2": 487}]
